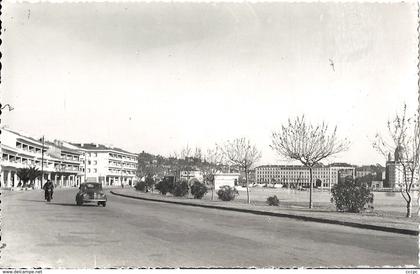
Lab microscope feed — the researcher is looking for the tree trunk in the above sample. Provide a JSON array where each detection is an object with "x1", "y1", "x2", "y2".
[
  {"x1": 309, "y1": 167, "x2": 313, "y2": 209},
  {"x1": 406, "y1": 200, "x2": 412, "y2": 218},
  {"x1": 405, "y1": 192, "x2": 412, "y2": 217},
  {"x1": 245, "y1": 167, "x2": 250, "y2": 204}
]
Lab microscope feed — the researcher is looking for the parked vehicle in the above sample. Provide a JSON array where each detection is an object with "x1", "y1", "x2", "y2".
[{"x1": 76, "y1": 183, "x2": 107, "y2": 207}]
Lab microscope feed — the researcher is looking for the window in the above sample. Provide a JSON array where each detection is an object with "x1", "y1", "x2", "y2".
[
  {"x1": 87, "y1": 168, "x2": 91, "y2": 173},
  {"x1": 94, "y1": 168, "x2": 97, "y2": 173},
  {"x1": 88, "y1": 160, "x2": 91, "y2": 165},
  {"x1": 93, "y1": 160, "x2": 97, "y2": 165}
]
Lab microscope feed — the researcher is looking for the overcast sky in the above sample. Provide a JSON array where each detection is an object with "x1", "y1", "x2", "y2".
[{"x1": 2, "y1": 2, "x2": 418, "y2": 166}]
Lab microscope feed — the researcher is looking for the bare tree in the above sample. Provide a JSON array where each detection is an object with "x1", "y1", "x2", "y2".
[
  {"x1": 270, "y1": 116, "x2": 350, "y2": 209},
  {"x1": 220, "y1": 137, "x2": 261, "y2": 204},
  {"x1": 202, "y1": 147, "x2": 225, "y2": 200},
  {"x1": 194, "y1": 147, "x2": 203, "y2": 161},
  {"x1": 180, "y1": 145, "x2": 192, "y2": 160},
  {"x1": 373, "y1": 105, "x2": 420, "y2": 218}
]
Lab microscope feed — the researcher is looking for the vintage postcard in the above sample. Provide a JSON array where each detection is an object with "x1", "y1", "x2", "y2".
[{"x1": 0, "y1": 0, "x2": 419, "y2": 270}]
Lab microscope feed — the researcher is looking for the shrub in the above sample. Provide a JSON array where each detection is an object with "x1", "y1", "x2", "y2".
[
  {"x1": 190, "y1": 181, "x2": 208, "y2": 199},
  {"x1": 331, "y1": 177, "x2": 374, "y2": 213},
  {"x1": 135, "y1": 181, "x2": 147, "y2": 192},
  {"x1": 155, "y1": 178, "x2": 174, "y2": 195},
  {"x1": 266, "y1": 195, "x2": 280, "y2": 206},
  {"x1": 217, "y1": 185, "x2": 239, "y2": 201},
  {"x1": 144, "y1": 175, "x2": 155, "y2": 192},
  {"x1": 171, "y1": 179, "x2": 190, "y2": 197}
]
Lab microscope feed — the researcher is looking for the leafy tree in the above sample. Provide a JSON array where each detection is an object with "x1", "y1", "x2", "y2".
[
  {"x1": 17, "y1": 168, "x2": 31, "y2": 187},
  {"x1": 171, "y1": 179, "x2": 189, "y2": 197},
  {"x1": 330, "y1": 177, "x2": 374, "y2": 213},
  {"x1": 217, "y1": 185, "x2": 239, "y2": 201},
  {"x1": 135, "y1": 181, "x2": 147, "y2": 192},
  {"x1": 144, "y1": 175, "x2": 155, "y2": 192},
  {"x1": 271, "y1": 115, "x2": 349, "y2": 208},
  {"x1": 267, "y1": 195, "x2": 280, "y2": 206},
  {"x1": 373, "y1": 104, "x2": 420, "y2": 217},
  {"x1": 28, "y1": 167, "x2": 42, "y2": 188},
  {"x1": 155, "y1": 177, "x2": 174, "y2": 195},
  {"x1": 357, "y1": 174, "x2": 375, "y2": 187},
  {"x1": 220, "y1": 138, "x2": 261, "y2": 204},
  {"x1": 190, "y1": 180, "x2": 208, "y2": 199}
]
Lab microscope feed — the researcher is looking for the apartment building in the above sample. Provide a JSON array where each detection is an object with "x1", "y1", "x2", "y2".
[
  {"x1": 72, "y1": 143, "x2": 138, "y2": 186},
  {"x1": 385, "y1": 146, "x2": 419, "y2": 189},
  {"x1": 255, "y1": 164, "x2": 355, "y2": 189},
  {"x1": 1, "y1": 128, "x2": 84, "y2": 188}
]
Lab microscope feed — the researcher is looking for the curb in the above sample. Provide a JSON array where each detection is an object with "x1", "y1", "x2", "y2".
[{"x1": 110, "y1": 190, "x2": 419, "y2": 236}]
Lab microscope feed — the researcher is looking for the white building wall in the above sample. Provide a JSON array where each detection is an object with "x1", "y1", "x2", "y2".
[{"x1": 214, "y1": 173, "x2": 240, "y2": 190}]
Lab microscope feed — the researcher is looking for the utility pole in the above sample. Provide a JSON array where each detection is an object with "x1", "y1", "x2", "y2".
[
  {"x1": 41, "y1": 136, "x2": 45, "y2": 189},
  {"x1": 84, "y1": 152, "x2": 87, "y2": 184}
]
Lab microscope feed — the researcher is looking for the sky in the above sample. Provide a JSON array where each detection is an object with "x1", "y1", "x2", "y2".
[{"x1": 1, "y1": 1, "x2": 419, "y2": 166}]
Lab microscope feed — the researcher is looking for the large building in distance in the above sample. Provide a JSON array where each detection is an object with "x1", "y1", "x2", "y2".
[
  {"x1": 0, "y1": 128, "x2": 139, "y2": 188},
  {"x1": 72, "y1": 143, "x2": 138, "y2": 187},
  {"x1": 385, "y1": 146, "x2": 419, "y2": 189},
  {"x1": 255, "y1": 164, "x2": 355, "y2": 189},
  {"x1": 1, "y1": 128, "x2": 84, "y2": 188}
]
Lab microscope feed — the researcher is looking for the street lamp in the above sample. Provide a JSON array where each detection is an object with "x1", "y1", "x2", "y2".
[
  {"x1": 40, "y1": 136, "x2": 45, "y2": 189},
  {"x1": 0, "y1": 104, "x2": 14, "y2": 112},
  {"x1": 0, "y1": 103, "x2": 13, "y2": 188}
]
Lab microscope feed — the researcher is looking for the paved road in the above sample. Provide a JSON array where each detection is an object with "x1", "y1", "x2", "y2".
[{"x1": 1, "y1": 188, "x2": 418, "y2": 268}]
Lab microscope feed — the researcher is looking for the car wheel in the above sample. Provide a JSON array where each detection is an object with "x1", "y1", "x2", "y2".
[
  {"x1": 102, "y1": 202, "x2": 106, "y2": 207},
  {"x1": 77, "y1": 199, "x2": 83, "y2": 206}
]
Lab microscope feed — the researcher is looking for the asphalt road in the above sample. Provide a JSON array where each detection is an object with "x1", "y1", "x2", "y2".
[{"x1": 1, "y1": 188, "x2": 418, "y2": 268}]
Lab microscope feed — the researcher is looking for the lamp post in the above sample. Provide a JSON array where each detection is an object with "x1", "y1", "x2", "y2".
[
  {"x1": 0, "y1": 103, "x2": 14, "y2": 188},
  {"x1": 0, "y1": 104, "x2": 14, "y2": 112},
  {"x1": 40, "y1": 136, "x2": 45, "y2": 189},
  {"x1": 84, "y1": 152, "x2": 87, "y2": 184}
]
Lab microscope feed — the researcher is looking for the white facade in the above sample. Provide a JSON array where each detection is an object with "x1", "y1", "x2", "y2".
[
  {"x1": 73, "y1": 143, "x2": 138, "y2": 187},
  {"x1": 214, "y1": 173, "x2": 240, "y2": 190},
  {"x1": 386, "y1": 161, "x2": 419, "y2": 190},
  {"x1": 1, "y1": 128, "x2": 83, "y2": 189},
  {"x1": 255, "y1": 165, "x2": 355, "y2": 189},
  {"x1": 0, "y1": 128, "x2": 139, "y2": 189}
]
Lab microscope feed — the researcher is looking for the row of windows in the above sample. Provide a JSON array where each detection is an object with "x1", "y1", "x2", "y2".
[
  {"x1": 257, "y1": 172, "x2": 331, "y2": 177},
  {"x1": 108, "y1": 168, "x2": 136, "y2": 175},
  {"x1": 15, "y1": 142, "x2": 43, "y2": 154},
  {"x1": 109, "y1": 153, "x2": 136, "y2": 162},
  {"x1": 61, "y1": 153, "x2": 80, "y2": 162},
  {"x1": 108, "y1": 160, "x2": 137, "y2": 168},
  {"x1": 2, "y1": 153, "x2": 81, "y2": 172},
  {"x1": 87, "y1": 160, "x2": 98, "y2": 165},
  {"x1": 256, "y1": 167, "x2": 354, "y2": 172}
]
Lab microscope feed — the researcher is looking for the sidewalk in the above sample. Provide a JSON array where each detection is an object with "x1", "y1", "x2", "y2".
[{"x1": 110, "y1": 188, "x2": 419, "y2": 236}]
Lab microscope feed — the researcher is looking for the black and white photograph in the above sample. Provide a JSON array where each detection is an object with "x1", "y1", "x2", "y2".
[{"x1": 0, "y1": 0, "x2": 419, "y2": 269}]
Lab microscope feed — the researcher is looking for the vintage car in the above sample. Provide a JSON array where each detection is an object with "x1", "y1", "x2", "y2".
[{"x1": 76, "y1": 182, "x2": 107, "y2": 207}]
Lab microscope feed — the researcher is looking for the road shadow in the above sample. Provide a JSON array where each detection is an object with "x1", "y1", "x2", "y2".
[
  {"x1": 18, "y1": 199, "x2": 48, "y2": 203},
  {"x1": 48, "y1": 202, "x2": 98, "y2": 207}
]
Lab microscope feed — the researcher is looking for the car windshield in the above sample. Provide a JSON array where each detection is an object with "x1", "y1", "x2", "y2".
[{"x1": 82, "y1": 183, "x2": 102, "y2": 191}]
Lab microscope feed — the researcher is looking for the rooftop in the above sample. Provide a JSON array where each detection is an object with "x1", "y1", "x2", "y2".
[{"x1": 71, "y1": 143, "x2": 137, "y2": 156}]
